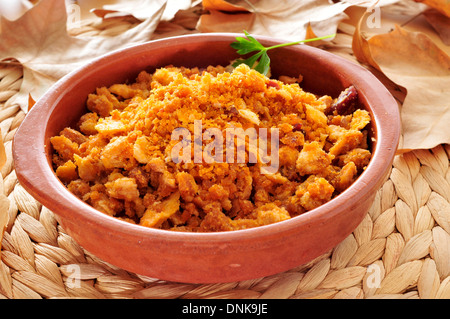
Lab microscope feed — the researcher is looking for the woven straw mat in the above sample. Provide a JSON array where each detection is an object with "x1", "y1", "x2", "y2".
[{"x1": 0, "y1": 19, "x2": 449, "y2": 300}]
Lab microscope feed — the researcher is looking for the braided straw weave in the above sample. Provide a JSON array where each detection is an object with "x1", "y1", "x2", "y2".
[{"x1": 0, "y1": 16, "x2": 449, "y2": 300}]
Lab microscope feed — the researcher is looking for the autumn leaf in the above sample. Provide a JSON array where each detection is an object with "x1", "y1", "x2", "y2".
[
  {"x1": 352, "y1": 6, "x2": 381, "y2": 68},
  {"x1": 197, "y1": 0, "x2": 368, "y2": 41},
  {"x1": 353, "y1": 20, "x2": 450, "y2": 151},
  {"x1": 423, "y1": 9, "x2": 450, "y2": 45},
  {"x1": 89, "y1": 0, "x2": 201, "y2": 40},
  {"x1": 27, "y1": 93, "x2": 36, "y2": 112},
  {"x1": 91, "y1": 0, "x2": 193, "y2": 22},
  {"x1": 355, "y1": 0, "x2": 401, "y2": 6},
  {"x1": 202, "y1": 0, "x2": 248, "y2": 11},
  {"x1": 415, "y1": 0, "x2": 450, "y2": 17},
  {"x1": 0, "y1": 0, "x2": 167, "y2": 112}
]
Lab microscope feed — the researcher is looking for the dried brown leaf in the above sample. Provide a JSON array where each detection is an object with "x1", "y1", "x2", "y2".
[
  {"x1": 415, "y1": 0, "x2": 450, "y2": 17},
  {"x1": 202, "y1": 0, "x2": 247, "y2": 11},
  {"x1": 351, "y1": 6, "x2": 381, "y2": 68},
  {"x1": 0, "y1": 0, "x2": 166, "y2": 112},
  {"x1": 24, "y1": 96, "x2": 35, "y2": 116},
  {"x1": 423, "y1": 9, "x2": 450, "y2": 45},
  {"x1": 353, "y1": 23, "x2": 450, "y2": 151},
  {"x1": 91, "y1": 0, "x2": 194, "y2": 22},
  {"x1": 198, "y1": 0, "x2": 362, "y2": 41}
]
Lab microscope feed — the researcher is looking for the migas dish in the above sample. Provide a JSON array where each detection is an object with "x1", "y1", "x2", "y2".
[{"x1": 13, "y1": 34, "x2": 400, "y2": 283}]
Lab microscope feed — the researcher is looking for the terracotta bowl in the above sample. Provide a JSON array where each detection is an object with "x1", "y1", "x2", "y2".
[{"x1": 13, "y1": 33, "x2": 400, "y2": 283}]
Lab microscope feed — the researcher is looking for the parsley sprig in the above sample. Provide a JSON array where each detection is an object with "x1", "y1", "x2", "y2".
[{"x1": 231, "y1": 31, "x2": 335, "y2": 76}]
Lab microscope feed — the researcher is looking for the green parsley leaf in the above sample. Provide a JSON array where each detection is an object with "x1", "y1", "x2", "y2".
[
  {"x1": 231, "y1": 31, "x2": 336, "y2": 76},
  {"x1": 230, "y1": 30, "x2": 265, "y2": 55},
  {"x1": 254, "y1": 51, "x2": 270, "y2": 76}
]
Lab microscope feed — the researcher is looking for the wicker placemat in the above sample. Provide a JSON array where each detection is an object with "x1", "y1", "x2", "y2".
[{"x1": 1, "y1": 6, "x2": 449, "y2": 300}]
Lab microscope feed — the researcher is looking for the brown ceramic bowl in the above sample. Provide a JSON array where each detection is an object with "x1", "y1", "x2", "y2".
[{"x1": 13, "y1": 33, "x2": 400, "y2": 283}]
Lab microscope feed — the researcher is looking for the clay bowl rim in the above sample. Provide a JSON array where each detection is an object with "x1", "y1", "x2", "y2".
[{"x1": 13, "y1": 33, "x2": 400, "y2": 246}]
